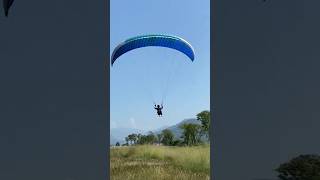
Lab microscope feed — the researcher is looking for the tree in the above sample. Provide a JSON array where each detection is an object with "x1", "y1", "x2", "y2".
[
  {"x1": 196, "y1": 110, "x2": 210, "y2": 140},
  {"x1": 115, "y1": 142, "x2": 120, "y2": 146},
  {"x1": 137, "y1": 133, "x2": 142, "y2": 141},
  {"x1": 157, "y1": 134, "x2": 163, "y2": 145},
  {"x1": 161, "y1": 129, "x2": 174, "y2": 146},
  {"x1": 172, "y1": 139, "x2": 183, "y2": 146},
  {"x1": 146, "y1": 132, "x2": 157, "y2": 144},
  {"x1": 125, "y1": 137, "x2": 129, "y2": 145},
  {"x1": 180, "y1": 123, "x2": 201, "y2": 146},
  {"x1": 275, "y1": 154, "x2": 320, "y2": 180},
  {"x1": 131, "y1": 133, "x2": 138, "y2": 145},
  {"x1": 136, "y1": 134, "x2": 149, "y2": 145},
  {"x1": 127, "y1": 134, "x2": 132, "y2": 145},
  {"x1": 127, "y1": 134, "x2": 138, "y2": 145},
  {"x1": 137, "y1": 135, "x2": 145, "y2": 144}
]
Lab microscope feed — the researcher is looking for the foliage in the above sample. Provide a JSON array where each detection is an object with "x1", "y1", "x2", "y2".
[
  {"x1": 127, "y1": 132, "x2": 157, "y2": 145},
  {"x1": 172, "y1": 139, "x2": 184, "y2": 146},
  {"x1": 157, "y1": 133, "x2": 163, "y2": 145},
  {"x1": 127, "y1": 134, "x2": 138, "y2": 145},
  {"x1": 275, "y1": 154, "x2": 320, "y2": 180},
  {"x1": 196, "y1": 110, "x2": 210, "y2": 140},
  {"x1": 180, "y1": 123, "x2": 202, "y2": 146},
  {"x1": 161, "y1": 129, "x2": 175, "y2": 146}
]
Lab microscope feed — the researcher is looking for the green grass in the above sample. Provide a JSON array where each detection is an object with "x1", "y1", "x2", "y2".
[{"x1": 110, "y1": 145, "x2": 210, "y2": 180}]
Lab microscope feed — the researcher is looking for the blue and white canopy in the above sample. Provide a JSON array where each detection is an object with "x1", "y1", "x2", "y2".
[{"x1": 111, "y1": 34, "x2": 195, "y2": 66}]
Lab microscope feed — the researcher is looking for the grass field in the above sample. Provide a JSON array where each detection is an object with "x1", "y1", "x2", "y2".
[{"x1": 110, "y1": 145, "x2": 210, "y2": 180}]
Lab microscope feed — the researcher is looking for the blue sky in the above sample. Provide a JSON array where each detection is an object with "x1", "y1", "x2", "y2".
[{"x1": 110, "y1": 0, "x2": 210, "y2": 131}]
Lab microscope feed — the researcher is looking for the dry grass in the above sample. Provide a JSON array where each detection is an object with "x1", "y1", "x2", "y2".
[{"x1": 110, "y1": 145, "x2": 210, "y2": 180}]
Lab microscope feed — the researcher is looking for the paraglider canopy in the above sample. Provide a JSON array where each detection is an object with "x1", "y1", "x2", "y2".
[
  {"x1": 110, "y1": 34, "x2": 195, "y2": 111},
  {"x1": 111, "y1": 34, "x2": 195, "y2": 66}
]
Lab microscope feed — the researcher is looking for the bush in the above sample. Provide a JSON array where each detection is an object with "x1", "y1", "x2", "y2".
[{"x1": 276, "y1": 154, "x2": 320, "y2": 180}]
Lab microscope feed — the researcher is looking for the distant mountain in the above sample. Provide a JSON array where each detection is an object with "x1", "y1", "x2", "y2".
[
  {"x1": 153, "y1": 125, "x2": 170, "y2": 132},
  {"x1": 154, "y1": 118, "x2": 202, "y2": 140}
]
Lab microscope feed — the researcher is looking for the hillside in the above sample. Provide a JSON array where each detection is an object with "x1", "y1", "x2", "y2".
[{"x1": 154, "y1": 118, "x2": 201, "y2": 139}]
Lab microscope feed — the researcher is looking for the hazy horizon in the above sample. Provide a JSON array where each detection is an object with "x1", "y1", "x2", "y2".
[{"x1": 111, "y1": 117, "x2": 199, "y2": 132}]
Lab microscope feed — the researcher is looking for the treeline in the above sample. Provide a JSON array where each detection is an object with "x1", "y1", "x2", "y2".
[{"x1": 116, "y1": 110, "x2": 210, "y2": 147}]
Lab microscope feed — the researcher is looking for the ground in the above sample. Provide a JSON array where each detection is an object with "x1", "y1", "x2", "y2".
[{"x1": 110, "y1": 145, "x2": 210, "y2": 180}]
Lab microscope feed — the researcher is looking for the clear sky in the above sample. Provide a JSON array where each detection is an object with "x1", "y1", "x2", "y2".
[{"x1": 110, "y1": 0, "x2": 210, "y2": 131}]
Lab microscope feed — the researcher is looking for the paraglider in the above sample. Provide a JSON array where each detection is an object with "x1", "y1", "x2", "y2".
[
  {"x1": 154, "y1": 104, "x2": 163, "y2": 117},
  {"x1": 110, "y1": 34, "x2": 195, "y2": 116},
  {"x1": 3, "y1": 0, "x2": 14, "y2": 17}
]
